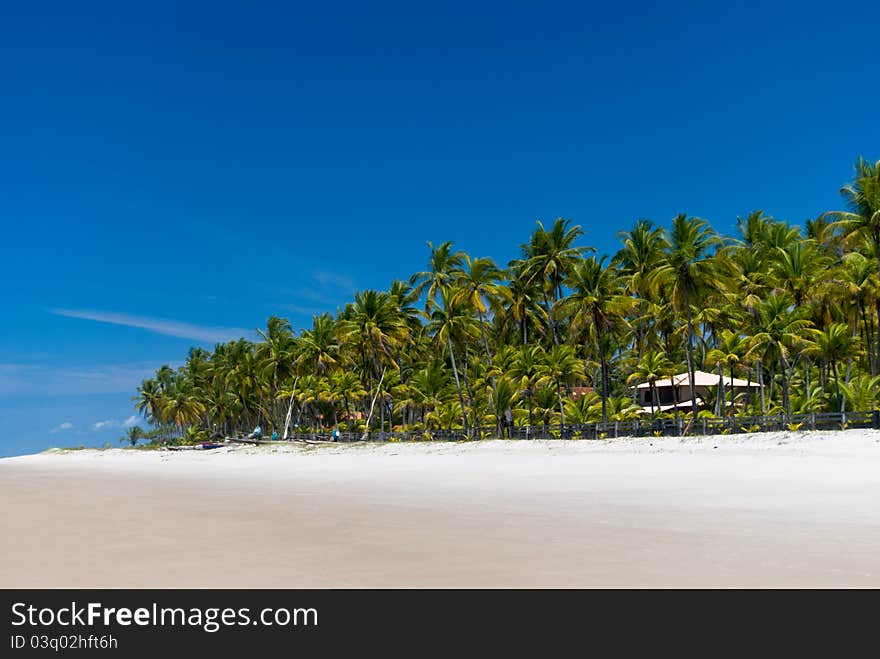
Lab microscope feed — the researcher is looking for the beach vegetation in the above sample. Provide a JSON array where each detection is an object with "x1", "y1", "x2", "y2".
[{"x1": 131, "y1": 158, "x2": 880, "y2": 441}]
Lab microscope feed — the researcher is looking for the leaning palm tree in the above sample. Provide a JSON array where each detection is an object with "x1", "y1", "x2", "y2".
[
  {"x1": 649, "y1": 214, "x2": 723, "y2": 415},
  {"x1": 339, "y1": 290, "x2": 409, "y2": 434}
]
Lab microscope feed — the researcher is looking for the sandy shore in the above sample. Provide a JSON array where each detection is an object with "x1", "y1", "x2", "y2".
[{"x1": 3, "y1": 430, "x2": 880, "y2": 587}]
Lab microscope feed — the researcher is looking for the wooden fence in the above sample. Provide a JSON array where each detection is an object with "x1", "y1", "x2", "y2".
[{"x1": 283, "y1": 410, "x2": 880, "y2": 443}]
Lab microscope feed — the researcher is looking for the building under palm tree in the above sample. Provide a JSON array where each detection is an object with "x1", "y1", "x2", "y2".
[{"x1": 631, "y1": 370, "x2": 762, "y2": 414}]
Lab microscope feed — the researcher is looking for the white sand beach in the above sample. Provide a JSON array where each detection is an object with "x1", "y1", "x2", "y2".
[{"x1": 3, "y1": 430, "x2": 880, "y2": 587}]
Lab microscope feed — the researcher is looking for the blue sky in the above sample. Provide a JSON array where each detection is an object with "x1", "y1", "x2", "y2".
[{"x1": 1, "y1": 1, "x2": 877, "y2": 456}]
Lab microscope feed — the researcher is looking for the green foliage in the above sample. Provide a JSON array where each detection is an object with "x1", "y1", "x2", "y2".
[{"x1": 129, "y1": 159, "x2": 880, "y2": 441}]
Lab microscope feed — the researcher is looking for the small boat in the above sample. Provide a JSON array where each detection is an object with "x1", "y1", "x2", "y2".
[{"x1": 200, "y1": 442, "x2": 225, "y2": 450}]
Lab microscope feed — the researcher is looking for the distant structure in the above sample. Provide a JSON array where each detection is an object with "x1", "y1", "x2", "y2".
[
  {"x1": 569, "y1": 386, "x2": 595, "y2": 400},
  {"x1": 630, "y1": 370, "x2": 762, "y2": 414}
]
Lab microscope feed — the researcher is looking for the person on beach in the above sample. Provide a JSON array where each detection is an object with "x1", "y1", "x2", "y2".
[
  {"x1": 271, "y1": 430, "x2": 278, "y2": 441},
  {"x1": 248, "y1": 425, "x2": 262, "y2": 440},
  {"x1": 332, "y1": 427, "x2": 340, "y2": 441}
]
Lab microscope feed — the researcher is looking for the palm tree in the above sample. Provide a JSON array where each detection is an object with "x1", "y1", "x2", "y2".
[
  {"x1": 340, "y1": 290, "x2": 409, "y2": 433},
  {"x1": 452, "y1": 255, "x2": 506, "y2": 364},
  {"x1": 120, "y1": 425, "x2": 145, "y2": 447},
  {"x1": 536, "y1": 345, "x2": 585, "y2": 434},
  {"x1": 558, "y1": 256, "x2": 633, "y2": 422},
  {"x1": 839, "y1": 374, "x2": 880, "y2": 413},
  {"x1": 804, "y1": 322, "x2": 858, "y2": 412},
  {"x1": 486, "y1": 377, "x2": 519, "y2": 437},
  {"x1": 505, "y1": 344, "x2": 544, "y2": 432},
  {"x1": 297, "y1": 313, "x2": 340, "y2": 375},
  {"x1": 626, "y1": 351, "x2": 674, "y2": 415},
  {"x1": 134, "y1": 378, "x2": 162, "y2": 426},
  {"x1": 426, "y1": 290, "x2": 479, "y2": 436},
  {"x1": 746, "y1": 293, "x2": 812, "y2": 420},
  {"x1": 706, "y1": 330, "x2": 747, "y2": 416},
  {"x1": 501, "y1": 266, "x2": 547, "y2": 346},
  {"x1": 828, "y1": 158, "x2": 880, "y2": 365},
  {"x1": 255, "y1": 316, "x2": 296, "y2": 427},
  {"x1": 410, "y1": 241, "x2": 466, "y2": 310},
  {"x1": 515, "y1": 218, "x2": 592, "y2": 344},
  {"x1": 614, "y1": 219, "x2": 668, "y2": 299},
  {"x1": 650, "y1": 214, "x2": 723, "y2": 415}
]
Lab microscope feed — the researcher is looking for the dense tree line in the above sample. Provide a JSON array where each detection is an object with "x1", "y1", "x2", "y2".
[{"x1": 132, "y1": 158, "x2": 880, "y2": 443}]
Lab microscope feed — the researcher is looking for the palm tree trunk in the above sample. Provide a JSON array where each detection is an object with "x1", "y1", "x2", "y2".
[
  {"x1": 362, "y1": 368, "x2": 387, "y2": 437},
  {"x1": 447, "y1": 337, "x2": 469, "y2": 436},
  {"x1": 556, "y1": 382, "x2": 566, "y2": 434},
  {"x1": 477, "y1": 310, "x2": 494, "y2": 366},
  {"x1": 833, "y1": 358, "x2": 843, "y2": 413},
  {"x1": 729, "y1": 371, "x2": 735, "y2": 417},
  {"x1": 758, "y1": 361, "x2": 766, "y2": 415},
  {"x1": 780, "y1": 358, "x2": 792, "y2": 421},
  {"x1": 684, "y1": 289, "x2": 698, "y2": 417}
]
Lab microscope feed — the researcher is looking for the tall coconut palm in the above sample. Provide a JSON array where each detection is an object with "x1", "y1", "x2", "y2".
[
  {"x1": 827, "y1": 158, "x2": 880, "y2": 363},
  {"x1": 558, "y1": 256, "x2": 633, "y2": 423},
  {"x1": 426, "y1": 289, "x2": 480, "y2": 435},
  {"x1": 340, "y1": 290, "x2": 409, "y2": 433},
  {"x1": 410, "y1": 241, "x2": 466, "y2": 310},
  {"x1": 649, "y1": 214, "x2": 723, "y2": 416},
  {"x1": 501, "y1": 266, "x2": 547, "y2": 346},
  {"x1": 297, "y1": 313, "x2": 341, "y2": 375},
  {"x1": 515, "y1": 218, "x2": 592, "y2": 344},
  {"x1": 452, "y1": 255, "x2": 506, "y2": 364}
]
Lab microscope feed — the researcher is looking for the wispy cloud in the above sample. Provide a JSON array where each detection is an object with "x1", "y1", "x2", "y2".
[
  {"x1": 50, "y1": 422, "x2": 73, "y2": 433},
  {"x1": 93, "y1": 420, "x2": 113, "y2": 430},
  {"x1": 122, "y1": 415, "x2": 139, "y2": 427},
  {"x1": 280, "y1": 270, "x2": 358, "y2": 318},
  {"x1": 0, "y1": 361, "x2": 177, "y2": 397},
  {"x1": 313, "y1": 270, "x2": 356, "y2": 292},
  {"x1": 49, "y1": 309, "x2": 253, "y2": 344}
]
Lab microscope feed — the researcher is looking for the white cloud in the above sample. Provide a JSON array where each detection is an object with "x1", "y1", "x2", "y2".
[
  {"x1": 93, "y1": 420, "x2": 113, "y2": 430},
  {"x1": 122, "y1": 415, "x2": 139, "y2": 427},
  {"x1": 50, "y1": 422, "x2": 73, "y2": 433},
  {"x1": 49, "y1": 309, "x2": 253, "y2": 344}
]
